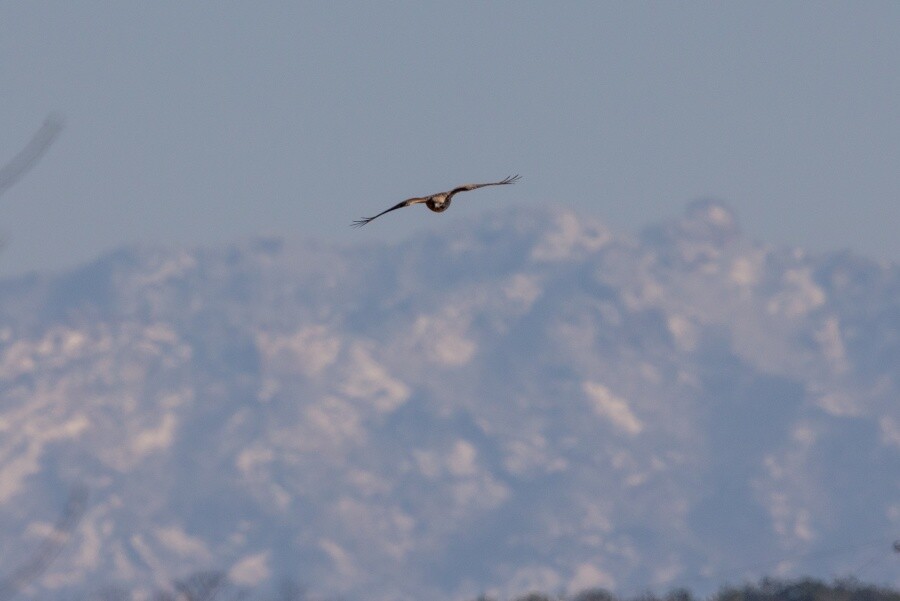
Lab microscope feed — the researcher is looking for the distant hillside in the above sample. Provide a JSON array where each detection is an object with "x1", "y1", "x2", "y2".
[{"x1": 0, "y1": 202, "x2": 898, "y2": 601}]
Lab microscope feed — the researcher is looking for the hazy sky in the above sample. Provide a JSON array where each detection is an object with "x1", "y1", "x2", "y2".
[{"x1": 2, "y1": 2, "x2": 898, "y2": 277}]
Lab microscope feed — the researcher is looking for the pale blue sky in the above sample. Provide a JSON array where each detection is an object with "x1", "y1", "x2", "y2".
[{"x1": 1, "y1": 2, "x2": 898, "y2": 277}]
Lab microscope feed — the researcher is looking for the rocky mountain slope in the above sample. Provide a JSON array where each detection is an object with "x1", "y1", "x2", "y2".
[{"x1": 0, "y1": 201, "x2": 898, "y2": 600}]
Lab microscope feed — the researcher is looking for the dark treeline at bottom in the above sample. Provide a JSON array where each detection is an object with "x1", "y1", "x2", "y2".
[
  {"x1": 493, "y1": 578, "x2": 900, "y2": 601},
  {"x1": 71, "y1": 576, "x2": 900, "y2": 601}
]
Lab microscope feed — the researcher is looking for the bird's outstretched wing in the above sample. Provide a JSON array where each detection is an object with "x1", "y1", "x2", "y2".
[
  {"x1": 448, "y1": 174, "x2": 520, "y2": 198},
  {"x1": 351, "y1": 197, "x2": 427, "y2": 228}
]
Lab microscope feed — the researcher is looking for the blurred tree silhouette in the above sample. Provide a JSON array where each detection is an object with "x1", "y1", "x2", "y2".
[
  {"x1": 0, "y1": 115, "x2": 64, "y2": 198},
  {"x1": 0, "y1": 114, "x2": 75, "y2": 601},
  {"x1": 0, "y1": 486, "x2": 87, "y2": 601},
  {"x1": 467, "y1": 579, "x2": 900, "y2": 601}
]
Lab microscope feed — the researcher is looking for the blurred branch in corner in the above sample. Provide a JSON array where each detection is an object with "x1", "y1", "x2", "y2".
[
  {"x1": 0, "y1": 114, "x2": 65, "y2": 198},
  {"x1": 0, "y1": 485, "x2": 89, "y2": 601}
]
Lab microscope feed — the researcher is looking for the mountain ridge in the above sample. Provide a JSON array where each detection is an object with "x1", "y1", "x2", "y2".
[{"x1": 0, "y1": 203, "x2": 897, "y2": 601}]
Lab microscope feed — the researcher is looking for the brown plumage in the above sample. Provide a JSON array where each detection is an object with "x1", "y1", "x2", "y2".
[{"x1": 351, "y1": 175, "x2": 520, "y2": 228}]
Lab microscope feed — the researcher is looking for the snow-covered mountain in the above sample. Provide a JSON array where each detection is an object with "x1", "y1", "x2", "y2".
[{"x1": 0, "y1": 202, "x2": 898, "y2": 600}]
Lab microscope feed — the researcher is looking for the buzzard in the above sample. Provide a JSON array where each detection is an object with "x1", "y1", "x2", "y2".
[{"x1": 351, "y1": 174, "x2": 520, "y2": 227}]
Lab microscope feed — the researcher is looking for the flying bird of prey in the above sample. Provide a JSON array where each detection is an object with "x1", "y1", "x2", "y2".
[{"x1": 351, "y1": 174, "x2": 521, "y2": 227}]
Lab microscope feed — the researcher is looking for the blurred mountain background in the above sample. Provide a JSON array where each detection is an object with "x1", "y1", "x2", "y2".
[{"x1": 0, "y1": 201, "x2": 897, "y2": 600}]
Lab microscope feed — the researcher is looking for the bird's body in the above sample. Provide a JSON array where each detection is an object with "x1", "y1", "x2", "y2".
[
  {"x1": 352, "y1": 175, "x2": 520, "y2": 227},
  {"x1": 425, "y1": 193, "x2": 451, "y2": 212}
]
